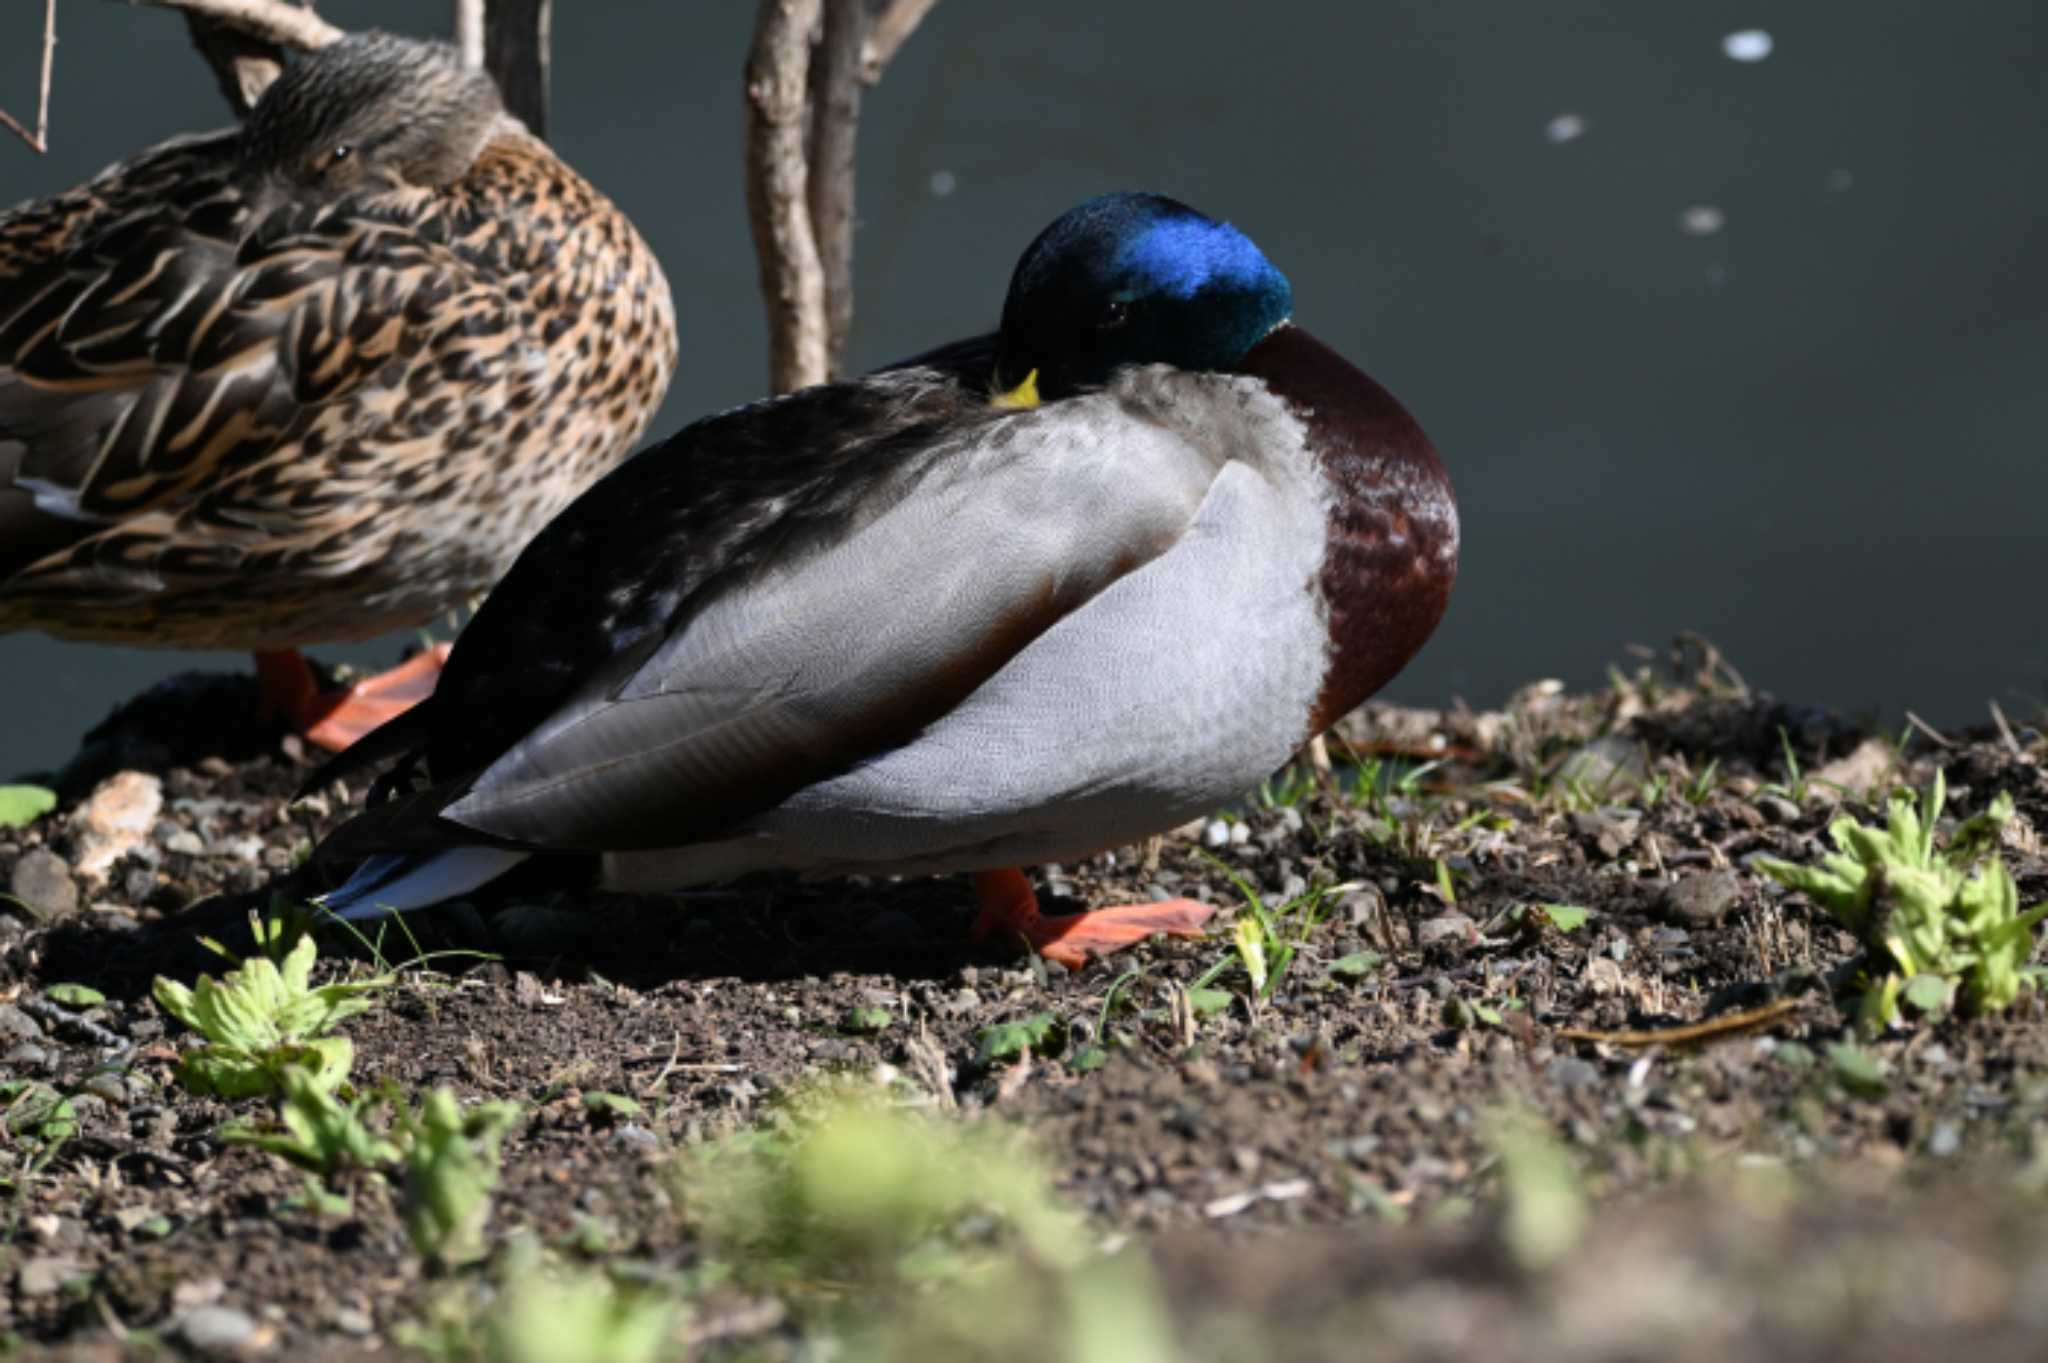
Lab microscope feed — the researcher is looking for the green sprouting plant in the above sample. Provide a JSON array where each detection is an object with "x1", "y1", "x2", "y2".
[
  {"x1": 1684, "y1": 756, "x2": 1722, "y2": 805},
  {"x1": 220, "y1": 1066, "x2": 399, "y2": 1183},
  {"x1": 671, "y1": 1088, "x2": 1172, "y2": 1363},
  {"x1": 0, "y1": 784, "x2": 57, "y2": 829},
  {"x1": 1757, "y1": 771, "x2": 2048, "y2": 1032},
  {"x1": 1253, "y1": 760, "x2": 1319, "y2": 810},
  {"x1": 1191, "y1": 859, "x2": 1349, "y2": 1006},
  {"x1": 1, "y1": 1081, "x2": 78, "y2": 1177},
  {"x1": 398, "y1": 1088, "x2": 524, "y2": 1270},
  {"x1": 1485, "y1": 1106, "x2": 1587, "y2": 1271},
  {"x1": 400, "y1": 1233, "x2": 680, "y2": 1363},
  {"x1": 1760, "y1": 725, "x2": 1809, "y2": 805},
  {"x1": 152, "y1": 912, "x2": 392, "y2": 1098}
]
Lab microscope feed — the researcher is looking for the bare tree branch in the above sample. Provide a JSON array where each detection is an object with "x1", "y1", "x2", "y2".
[
  {"x1": 127, "y1": 0, "x2": 340, "y2": 115},
  {"x1": 807, "y1": 0, "x2": 867, "y2": 377},
  {"x1": 482, "y1": 0, "x2": 552, "y2": 138},
  {"x1": 126, "y1": 0, "x2": 341, "y2": 54},
  {"x1": 0, "y1": 0, "x2": 57, "y2": 153},
  {"x1": 744, "y1": 0, "x2": 830, "y2": 394},
  {"x1": 860, "y1": 0, "x2": 938, "y2": 83},
  {"x1": 451, "y1": 0, "x2": 486, "y2": 70}
]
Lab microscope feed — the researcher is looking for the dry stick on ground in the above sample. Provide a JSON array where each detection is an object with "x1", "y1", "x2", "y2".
[
  {"x1": 0, "y1": 0, "x2": 58, "y2": 154},
  {"x1": 745, "y1": 0, "x2": 940, "y2": 393},
  {"x1": 127, "y1": 0, "x2": 340, "y2": 115}
]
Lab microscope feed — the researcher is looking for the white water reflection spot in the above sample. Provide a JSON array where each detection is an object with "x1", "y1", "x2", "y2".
[
  {"x1": 1545, "y1": 113, "x2": 1588, "y2": 144},
  {"x1": 1722, "y1": 29, "x2": 1774, "y2": 62},
  {"x1": 1678, "y1": 205, "x2": 1726, "y2": 236}
]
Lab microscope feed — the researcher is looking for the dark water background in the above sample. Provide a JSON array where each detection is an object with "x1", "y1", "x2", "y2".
[{"x1": 3, "y1": 1, "x2": 2045, "y2": 774}]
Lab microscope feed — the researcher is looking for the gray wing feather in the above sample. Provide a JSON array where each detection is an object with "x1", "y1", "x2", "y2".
[{"x1": 441, "y1": 401, "x2": 1226, "y2": 850}]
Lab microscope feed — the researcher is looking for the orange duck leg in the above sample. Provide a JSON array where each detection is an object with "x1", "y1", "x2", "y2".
[
  {"x1": 970, "y1": 866, "x2": 1215, "y2": 970},
  {"x1": 254, "y1": 644, "x2": 452, "y2": 752}
]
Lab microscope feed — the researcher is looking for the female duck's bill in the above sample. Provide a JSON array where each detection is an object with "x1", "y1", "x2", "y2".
[{"x1": 310, "y1": 191, "x2": 1457, "y2": 972}]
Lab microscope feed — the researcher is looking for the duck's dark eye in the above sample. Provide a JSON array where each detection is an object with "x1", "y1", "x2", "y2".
[
  {"x1": 1099, "y1": 299, "x2": 1131, "y2": 331},
  {"x1": 330, "y1": 145, "x2": 353, "y2": 164}
]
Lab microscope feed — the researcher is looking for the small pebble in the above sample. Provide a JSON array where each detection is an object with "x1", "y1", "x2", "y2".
[
  {"x1": 71, "y1": 770, "x2": 165, "y2": 883},
  {"x1": 8, "y1": 850, "x2": 78, "y2": 922},
  {"x1": 1657, "y1": 871, "x2": 1741, "y2": 926},
  {"x1": 1417, "y1": 912, "x2": 1477, "y2": 948},
  {"x1": 1549, "y1": 1057, "x2": 1601, "y2": 1092},
  {"x1": 611, "y1": 1125, "x2": 661, "y2": 1153},
  {"x1": 1928, "y1": 1122, "x2": 1961, "y2": 1158},
  {"x1": 218, "y1": 835, "x2": 267, "y2": 864},
  {"x1": 82, "y1": 1074, "x2": 130, "y2": 1106},
  {"x1": 162, "y1": 826, "x2": 206, "y2": 859},
  {"x1": 5, "y1": 1042, "x2": 50, "y2": 1068},
  {"x1": 180, "y1": 1304, "x2": 261, "y2": 1357},
  {"x1": 15, "y1": 1255, "x2": 80, "y2": 1298},
  {"x1": 1203, "y1": 819, "x2": 1231, "y2": 848},
  {"x1": 0, "y1": 1002, "x2": 44, "y2": 1043},
  {"x1": 329, "y1": 1306, "x2": 374, "y2": 1336},
  {"x1": 1756, "y1": 795, "x2": 1802, "y2": 824}
]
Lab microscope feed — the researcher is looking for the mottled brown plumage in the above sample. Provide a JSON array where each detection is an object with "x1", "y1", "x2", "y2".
[{"x1": 0, "y1": 31, "x2": 677, "y2": 653}]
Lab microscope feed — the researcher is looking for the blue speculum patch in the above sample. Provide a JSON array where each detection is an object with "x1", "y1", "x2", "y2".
[{"x1": 1116, "y1": 216, "x2": 1290, "y2": 303}]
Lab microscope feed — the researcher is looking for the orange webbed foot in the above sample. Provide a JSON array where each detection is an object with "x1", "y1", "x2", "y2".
[
  {"x1": 255, "y1": 644, "x2": 451, "y2": 752},
  {"x1": 970, "y1": 867, "x2": 1214, "y2": 970}
]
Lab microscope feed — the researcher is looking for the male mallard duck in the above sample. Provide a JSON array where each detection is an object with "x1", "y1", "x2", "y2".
[
  {"x1": 312, "y1": 191, "x2": 1458, "y2": 967},
  {"x1": 0, "y1": 31, "x2": 676, "y2": 749}
]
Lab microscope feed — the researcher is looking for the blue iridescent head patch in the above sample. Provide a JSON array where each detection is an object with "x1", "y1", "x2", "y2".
[
  {"x1": 1115, "y1": 213, "x2": 1290, "y2": 305},
  {"x1": 996, "y1": 192, "x2": 1296, "y2": 396}
]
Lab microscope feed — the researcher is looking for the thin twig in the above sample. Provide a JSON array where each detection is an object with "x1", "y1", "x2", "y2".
[
  {"x1": 860, "y1": 0, "x2": 938, "y2": 82},
  {"x1": 134, "y1": 0, "x2": 339, "y2": 115},
  {"x1": 1990, "y1": 699, "x2": 2023, "y2": 757},
  {"x1": 744, "y1": 0, "x2": 830, "y2": 394},
  {"x1": 482, "y1": 0, "x2": 552, "y2": 137},
  {"x1": 451, "y1": 0, "x2": 486, "y2": 70},
  {"x1": 1904, "y1": 710, "x2": 1956, "y2": 749},
  {"x1": 1555, "y1": 996, "x2": 1808, "y2": 1049},
  {"x1": 0, "y1": 0, "x2": 57, "y2": 153},
  {"x1": 126, "y1": 0, "x2": 341, "y2": 52},
  {"x1": 808, "y1": 0, "x2": 866, "y2": 377}
]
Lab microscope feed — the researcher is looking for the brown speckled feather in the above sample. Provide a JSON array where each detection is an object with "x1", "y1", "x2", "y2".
[{"x1": 0, "y1": 35, "x2": 676, "y2": 651}]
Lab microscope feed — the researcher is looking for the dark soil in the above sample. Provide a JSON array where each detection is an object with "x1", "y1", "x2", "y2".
[{"x1": 6, "y1": 645, "x2": 2048, "y2": 1360}]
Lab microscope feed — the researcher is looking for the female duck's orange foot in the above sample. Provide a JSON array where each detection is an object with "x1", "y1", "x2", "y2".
[
  {"x1": 970, "y1": 867, "x2": 1214, "y2": 970},
  {"x1": 253, "y1": 645, "x2": 452, "y2": 752}
]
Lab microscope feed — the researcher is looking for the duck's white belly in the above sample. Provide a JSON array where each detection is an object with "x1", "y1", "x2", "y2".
[{"x1": 602, "y1": 446, "x2": 1331, "y2": 889}]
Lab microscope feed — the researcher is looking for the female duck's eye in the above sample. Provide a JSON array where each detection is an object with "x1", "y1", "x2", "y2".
[
  {"x1": 1099, "y1": 299, "x2": 1131, "y2": 331},
  {"x1": 330, "y1": 145, "x2": 354, "y2": 164}
]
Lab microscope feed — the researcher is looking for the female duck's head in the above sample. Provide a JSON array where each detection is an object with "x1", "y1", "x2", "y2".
[
  {"x1": 242, "y1": 32, "x2": 506, "y2": 192},
  {"x1": 994, "y1": 192, "x2": 1294, "y2": 403}
]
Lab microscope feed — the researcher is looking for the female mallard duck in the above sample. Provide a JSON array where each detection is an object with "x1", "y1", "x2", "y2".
[
  {"x1": 0, "y1": 31, "x2": 677, "y2": 749},
  {"x1": 312, "y1": 191, "x2": 1458, "y2": 967}
]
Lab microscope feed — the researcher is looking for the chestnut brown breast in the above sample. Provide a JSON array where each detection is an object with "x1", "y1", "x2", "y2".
[{"x1": 1236, "y1": 324, "x2": 1459, "y2": 735}]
